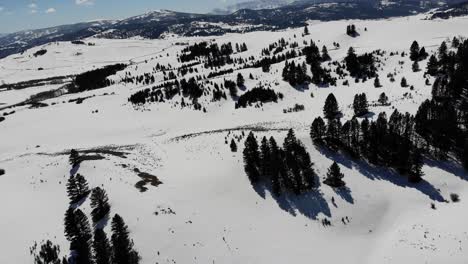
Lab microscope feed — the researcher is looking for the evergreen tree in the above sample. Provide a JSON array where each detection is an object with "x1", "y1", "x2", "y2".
[
  {"x1": 401, "y1": 77, "x2": 408, "y2": 87},
  {"x1": 321, "y1": 46, "x2": 331, "y2": 61},
  {"x1": 268, "y1": 137, "x2": 282, "y2": 196},
  {"x1": 93, "y1": 229, "x2": 112, "y2": 264},
  {"x1": 236, "y1": 73, "x2": 245, "y2": 87},
  {"x1": 410, "y1": 41, "x2": 420, "y2": 61},
  {"x1": 303, "y1": 25, "x2": 309, "y2": 36},
  {"x1": 310, "y1": 117, "x2": 326, "y2": 142},
  {"x1": 419, "y1": 47, "x2": 428, "y2": 60},
  {"x1": 438, "y1": 41, "x2": 448, "y2": 61},
  {"x1": 111, "y1": 214, "x2": 140, "y2": 264},
  {"x1": 67, "y1": 174, "x2": 90, "y2": 204},
  {"x1": 409, "y1": 149, "x2": 424, "y2": 183},
  {"x1": 353, "y1": 93, "x2": 369, "y2": 117},
  {"x1": 90, "y1": 187, "x2": 111, "y2": 225},
  {"x1": 64, "y1": 209, "x2": 93, "y2": 264},
  {"x1": 66, "y1": 175, "x2": 78, "y2": 204},
  {"x1": 230, "y1": 139, "x2": 237, "y2": 152},
  {"x1": 69, "y1": 149, "x2": 80, "y2": 167},
  {"x1": 260, "y1": 137, "x2": 271, "y2": 177},
  {"x1": 374, "y1": 75, "x2": 382, "y2": 88},
  {"x1": 378, "y1": 92, "x2": 389, "y2": 105},
  {"x1": 324, "y1": 162, "x2": 345, "y2": 187},
  {"x1": 33, "y1": 240, "x2": 61, "y2": 264},
  {"x1": 323, "y1": 93, "x2": 339, "y2": 119},
  {"x1": 243, "y1": 132, "x2": 261, "y2": 183},
  {"x1": 426, "y1": 55, "x2": 438, "y2": 76}
]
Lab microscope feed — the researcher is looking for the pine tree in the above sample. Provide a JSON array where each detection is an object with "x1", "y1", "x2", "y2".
[
  {"x1": 90, "y1": 187, "x2": 111, "y2": 225},
  {"x1": 93, "y1": 229, "x2": 112, "y2": 264},
  {"x1": 230, "y1": 139, "x2": 237, "y2": 152},
  {"x1": 268, "y1": 137, "x2": 282, "y2": 196},
  {"x1": 374, "y1": 76, "x2": 382, "y2": 88},
  {"x1": 323, "y1": 93, "x2": 339, "y2": 119},
  {"x1": 66, "y1": 175, "x2": 78, "y2": 204},
  {"x1": 321, "y1": 46, "x2": 331, "y2": 61},
  {"x1": 426, "y1": 55, "x2": 438, "y2": 76},
  {"x1": 75, "y1": 174, "x2": 90, "y2": 202},
  {"x1": 236, "y1": 73, "x2": 245, "y2": 87},
  {"x1": 310, "y1": 117, "x2": 326, "y2": 142},
  {"x1": 378, "y1": 92, "x2": 389, "y2": 105},
  {"x1": 260, "y1": 137, "x2": 271, "y2": 177},
  {"x1": 64, "y1": 209, "x2": 93, "y2": 264},
  {"x1": 111, "y1": 214, "x2": 140, "y2": 264},
  {"x1": 410, "y1": 41, "x2": 420, "y2": 61},
  {"x1": 353, "y1": 93, "x2": 369, "y2": 117},
  {"x1": 33, "y1": 240, "x2": 62, "y2": 264},
  {"x1": 438, "y1": 41, "x2": 448, "y2": 61},
  {"x1": 69, "y1": 149, "x2": 80, "y2": 167},
  {"x1": 409, "y1": 149, "x2": 424, "y2": 183},
  {"x1": 401, "y1": 77, "x2": 408, "y2": 87},
  {"x1": 324, "y1": 162, "x2": 345, "y2": 187},
  {"x1": 243, "y1": 132, "x2": 261, "y2": 183},
  {"x1": 304, "y1": 25, "x2": 309, "y2": 36}
]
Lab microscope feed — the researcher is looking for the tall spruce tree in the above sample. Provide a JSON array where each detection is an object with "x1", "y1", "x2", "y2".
[
  {"x1": 243, "y1": 132, "x2": 261, "y2": 183},
  {"x1": 111, "y1": 214, "x2": 140, "y2": 264},
  {"x1": 260, "y1": 137, "x2": 271, "y2": 177},
  {"x1": 324, "y1": 162, "x2": 345, "y2": 187},
  {"x1": 410, "y1": 41, "x2": 420, "y2": 61},
  {"x1": 323, "y1": 93, "x2": 339, "y2": 119},
  {"x1": 93, "y1": 229, "x2": 112, "y2": 264},
  {"x1": 310, "y1": 117, "x2": 326, "y2": 142},
  {"x1": 90, "y1": 187, "x2": 111, "y2": 225}
]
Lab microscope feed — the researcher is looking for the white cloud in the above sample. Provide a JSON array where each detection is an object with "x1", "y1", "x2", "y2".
[
  {"x1": 30, "y1": 9, "x2": 38, "y2": 14},
  {"x1": 45, "y1": 8, "x2": 56, "y2": 14},
  {"x1": 76, "y1": 0, "x2": 94, "y2": 5},
  {"x1": 28, "y1": 3, "x2": 38, "y2": 9}
]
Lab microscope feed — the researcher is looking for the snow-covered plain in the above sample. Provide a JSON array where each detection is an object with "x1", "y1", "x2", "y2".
[{"x1": 1, "y1": 14, "x2": 468, "y2": 264}]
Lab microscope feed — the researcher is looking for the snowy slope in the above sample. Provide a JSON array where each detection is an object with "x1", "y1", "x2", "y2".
[{"x1": 1, "y1": 14, "x2": 468, "y2": 264}]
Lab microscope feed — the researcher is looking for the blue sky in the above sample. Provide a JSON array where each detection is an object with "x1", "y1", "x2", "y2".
[{"x1": 0, "y1": 0, "x2": 240, "y2": 33}]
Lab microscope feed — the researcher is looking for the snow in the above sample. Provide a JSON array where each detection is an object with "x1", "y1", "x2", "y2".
[{"x1": 1, "y1": 14, "x2": 468, "y2": 264}]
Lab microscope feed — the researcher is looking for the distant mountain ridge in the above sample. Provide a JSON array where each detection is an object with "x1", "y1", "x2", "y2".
[{"x1": 0, "y1": 0, "x2": 462, "y2": 59}]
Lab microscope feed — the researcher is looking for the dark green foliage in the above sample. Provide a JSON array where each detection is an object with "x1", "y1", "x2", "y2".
[
  {"x1": 426, "y1": 55, "x2": 438, "y2": 76},
  {"x1": 111, "y1": 214, "x2": 140, "y2": 264},
  {"x1": 90, "y1": 187, "x2": 111, "y2": 225},
  {"x1": 282, "y1": 61, "x2": 309, "y2": 86},
  {"x1": 225, "y1": 79, "x2": 238, "y2": 97},
  {"x1": 235, "y1": 87, "x2": 278, "y2": 108},
  {"x1": 64, "y1": 209, "x2": 93, "y2": 264},
  {"x1": 69, "y1": 149, "x2": 80, "y2": 167},
  {"x1": 410, "y1": 41, "x2": 420, "y2": 61},
  {"x1": 230, "y1": 139, "x2": 237, "y2": 152},
  {"x1": 236, "y1": 73, "x2": 245, "y2": 87},
  {"x1": 324, "y1": 162, "x2": 345, "y2": 188},
  {"x1": 93, "y1": 229, "x2": 112, "y2": 264},
  {"x1": 321, "y1": 46, "x2": 331, "y2": 61},
  {"x1": 72, "y1": 64, "x2": 126, "y2": 93},
  {"x1": 346, "y1": 24, "x2": 357, "y2": 37},
  {"x1": 345, "y1": 47, "x2": 377, "y2": 79},
  {"x1": 242, "y1": 130, "x2": 317, "y2": 196},
  {"x1": 400, "y1": 77, "x2": 408, "y2": 87},
  {"x1": 310, "y1": 117, "x2": 326, "y2": 142},
  {"x1": 374, "y1": 76, "x2": 382, "y2": 88},
  {"x1": 378, "y1": 92, "x2": 389, "y2": 105},
  {"x1": 323, "y1": 93, "x2": 340, "y2": 119},
  {"x1": 33, "y1": 240, "x2": 61, "y2": 264},
  {"x1": 353, "y1": 93, "x2": 369, "y2": 117},
  {"x1": 243, "y1": 132, "x2": 261, "y2": 183},
  {"x1": 66, "y1": 174, "x2": 90, "y2": 204}
]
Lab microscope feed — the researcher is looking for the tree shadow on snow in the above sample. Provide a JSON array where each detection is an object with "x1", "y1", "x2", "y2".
[
  {"x1": 69, "y1": 163, "x2": 80, "y2": 176},
  {"x1": 334, "y1": 186, "x2": 354, "y2": 204},
  {"x1": 424, "y1": 156, "x2": 468, "y2": 182},
  {"x1": 317, "y1": 146, "x2": 445, "y2": 202},
  {"x1": 254, "y1": 182, "x2": 331, "y2": 220}
]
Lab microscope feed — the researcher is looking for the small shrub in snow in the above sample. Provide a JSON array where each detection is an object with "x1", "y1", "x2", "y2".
[{"x1": 450, "y1": 193, "x2": 460, "y2": 203}]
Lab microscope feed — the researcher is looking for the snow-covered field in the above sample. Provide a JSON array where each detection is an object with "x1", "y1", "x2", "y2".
[{"x1": 1, "y1": 14, "x2": 468, "y2": 264}]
